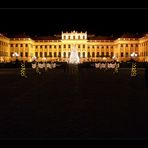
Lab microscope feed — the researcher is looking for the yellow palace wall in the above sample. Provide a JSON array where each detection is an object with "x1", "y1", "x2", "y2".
[{"x1": 0, "y1": 32, "x2": 148, "y2": 63}]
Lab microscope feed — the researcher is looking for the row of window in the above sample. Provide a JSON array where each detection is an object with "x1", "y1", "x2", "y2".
[
  {"x1": 120, "y1": 44, "x2": 138, "y2": 47},
  {"x1": 9, "y1": 43, "x2": 148, "y2": 48},
  {"x1": 9, "y1": 51, "x2": 148, "y2": 58},
  {"x1": 0, "y1": 51, "x2": 8, "y2": 56},
  {"x1": 10, "y1": 44, "x2": 114, "y2": 49},
  {"x1": 35, "y1": 45, "x2": 114, "y2": 49},
  {"x1": 0, "y1": 41, "x2": 8, "y2": 46},
  {"x1": 34, "y1": 52, "x2": 115, "y2": 58},
  {"x1": 63, "y1": 35, "x2": 86, "y2": 40},
  {"x1": 11, "y1": 44, "x2": 29, "y2": 47}
]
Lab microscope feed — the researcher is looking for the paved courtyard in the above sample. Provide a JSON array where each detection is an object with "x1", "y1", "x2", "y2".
[{"x1": 0, "y1": 67, "x2": 148, "y2": 139}]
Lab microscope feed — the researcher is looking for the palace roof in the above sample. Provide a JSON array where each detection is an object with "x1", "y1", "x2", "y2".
[
  {"x1": 31, "y1": 36, "x2": 61, "y2": 40},
  {"x1": 88, "y1": 35, "x2": 117, "y2": 40},
  {"x1": 119, "y1": 33, "x2": 143, "y2": 38}
]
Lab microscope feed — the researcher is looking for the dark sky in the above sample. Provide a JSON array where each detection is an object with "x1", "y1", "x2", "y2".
[{"x1": 0, "y1": 8, "x2": 148, "y2": 37}]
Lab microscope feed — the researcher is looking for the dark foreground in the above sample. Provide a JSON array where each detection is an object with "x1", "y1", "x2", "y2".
[{"x1": 0, "y1": 67, "x2": 148, "y2": 140}]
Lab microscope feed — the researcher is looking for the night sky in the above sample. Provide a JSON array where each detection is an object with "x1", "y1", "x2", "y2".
[{"x1": 0, "y1": 8, "x2": 148, "y2": 37}]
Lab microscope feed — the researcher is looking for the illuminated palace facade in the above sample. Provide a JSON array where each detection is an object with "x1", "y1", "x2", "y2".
[{"x1": 0, "y1": 31, "x2": 148, "y2": 63}]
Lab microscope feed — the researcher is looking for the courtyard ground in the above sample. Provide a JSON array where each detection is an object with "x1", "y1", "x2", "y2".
[{"x1": 0, "y1": 67, "x2": 148, "y2": 139}]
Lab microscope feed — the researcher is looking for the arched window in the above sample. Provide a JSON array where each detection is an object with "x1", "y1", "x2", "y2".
[
  {"x1": 78, "y1": 52, "x2": 80, "y2": 57},
  {"x1": 68, "y1": 52, "x2": 70, "y2": 58},
  {"x1": 83, "y1": 52, "x2": 85, "y2": 58},
  {"x1": 92, "y1": 52, "x2": 95, "y2": 57},
  {"x1": 87, "y1": 52, "x2": 91, "y2": 57},
  {"x1": 97, "y1": 52, "x2": 99, "y2": 57},
  {"x1": 106, "y1": 52, "x2": 109, "y2": 57},
  {"x1": 63, "y1": 52, "x2": 66, "y2": 58},
  {"x1": 58, "y1": 52, "x2": 61, "y2": 57},
  {"x1": 54, "y1": 52, "x2": 57, "y2": 57}
]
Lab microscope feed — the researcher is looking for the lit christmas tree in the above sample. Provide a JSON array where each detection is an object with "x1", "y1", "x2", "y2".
[
  {"x1": 69, "y1": 45, "x2": 80, "y2": 64},
  {"x1": 130, "y1": 62, "x2": 137, "y2": 77},
  {"x1": 20, "y1": 62, "x2": 27, "y2": 78}
]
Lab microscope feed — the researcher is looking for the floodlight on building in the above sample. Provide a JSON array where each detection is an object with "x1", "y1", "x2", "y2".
[
  {"x1": 12, "y1": 52, "x2": 19, "y2": 57},
  {"x1": 32, "y1": 56, "x2": 37, "y2": 61},
  {"x1": 131, "y1": 52, "x2": 137, "y2": 57}
]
